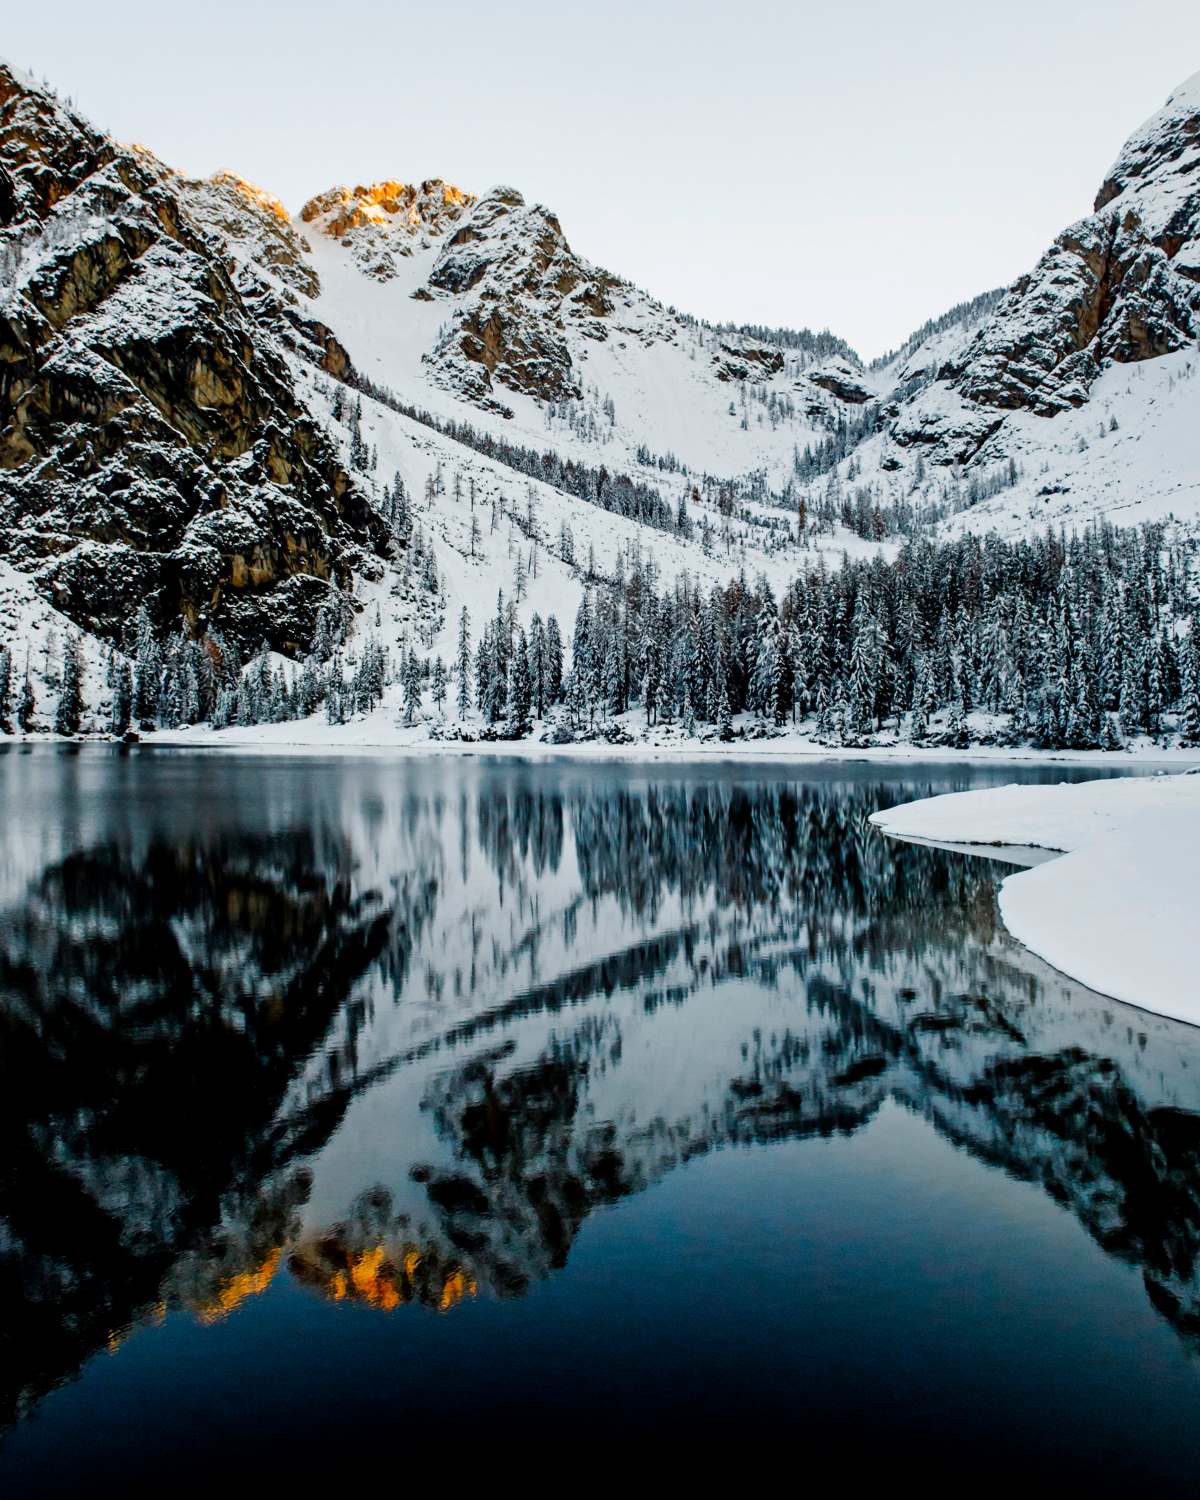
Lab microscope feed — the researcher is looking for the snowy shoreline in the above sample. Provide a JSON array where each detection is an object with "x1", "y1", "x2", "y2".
[
  {"x1": 870, "y1": 773, "x2": 1200, "y2": 1025},
  {"x1": 6, "y1": 723, "x2": 1200, "y2": 770},
  {"x1": 5, "y1": 706, "x2": 1200, "y2": 774}
]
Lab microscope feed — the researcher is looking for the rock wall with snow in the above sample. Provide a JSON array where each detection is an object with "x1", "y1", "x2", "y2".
[
  {"x1": 883, "y1": 73, "x2": 1200, "y2": 467},
  {"x1": 0, "y1": 64, "x2": 388, "y2": 653},
  {"x1": 2, "y1": 57, "x2": 1200, "y2": 695}
]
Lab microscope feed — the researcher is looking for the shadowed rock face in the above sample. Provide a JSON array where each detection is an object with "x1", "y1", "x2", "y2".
[
  {"x1": 891, "y1": 74, "x2": 1200, "y2": 461},
  {"x1": 0, "y1": 826, "x2": 405, "y2": 1428},
  {"x1": 0, "y1": 66, "x2": 388, "y2": 652}
]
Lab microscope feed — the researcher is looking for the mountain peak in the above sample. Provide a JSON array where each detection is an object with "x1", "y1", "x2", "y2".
[
  {"x1": 207, "y1": 170, "x2": 291, "y2": 224},
  {"x1": 1094, "y1": 67, "x2": 1200, "y2": 219},
  {"x1": 1166, "y1": 69, "x2": 1200, "y2": 109},
  {"x1": 298, "y1": 178, "x2": 475, "y2": 279}
]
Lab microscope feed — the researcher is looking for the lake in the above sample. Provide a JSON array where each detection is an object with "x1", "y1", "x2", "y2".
[{"x1": 2, "y1": 748, "x2": 1198, "y2": 1487}]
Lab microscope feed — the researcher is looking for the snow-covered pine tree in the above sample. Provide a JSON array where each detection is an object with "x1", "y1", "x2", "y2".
[
  {"x1": 432, "y1": 657, "x2": 448, "y2": 713},
  {"x1": 17, "y1": 661, "x2": 35, "y2": 731},
  {"x1": 0, "y1": 646, "x2": 11, "y2": 731},
  {"x1": 545, "y1": 615, "x2": 564, "y2": 704},
  {"x1": 509, "y1": 629, "x2": 532, "y2": 731},
  {"x1": 132, "y1": 608, "x2": 160, "y2": 727},
  {"x1": 455, "y1": 607, "x2": 472, "y2": 719},
  {"x1": 54, "y1": 632, "x2": 83, "y2": 735},
  {"x1": 403, "y1": 650, "x2": 422, "y2": 724},
  {"x1": 1179, "y1": 629, "x2": 1200, "y2": 746},
  {"x1": 110, "y1": 659, "x2": 132, "y2": 736}
]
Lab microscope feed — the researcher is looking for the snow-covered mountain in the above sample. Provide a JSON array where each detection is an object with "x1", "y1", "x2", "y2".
[
  {"x1": 842, "y1": 72, "x2": 1200, "y2": 533},
  {"x1": 0, "y1": 65, "x2": 392, "y2": 657},
  {"x1": 1, "y1": 59, "x2": 1198, "y2": 721}
]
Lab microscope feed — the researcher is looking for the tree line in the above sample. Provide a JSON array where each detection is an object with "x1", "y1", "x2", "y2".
[
  {"x1": 546, "y1": 519, "x2": 1200, "y2": 748},
  {"x1": 2, "y1": 520, "x2": 1196, "y2": 751}
]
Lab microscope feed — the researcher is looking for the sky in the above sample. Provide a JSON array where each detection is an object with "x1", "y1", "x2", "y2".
[{"x1": 6, "y1": 0, "x2": 1198, "y2": 359}]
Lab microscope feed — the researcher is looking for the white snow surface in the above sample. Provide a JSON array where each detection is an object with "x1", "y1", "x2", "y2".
[{"x1": 870, "y1": 773, "x2": 1200, "y2": 1024}]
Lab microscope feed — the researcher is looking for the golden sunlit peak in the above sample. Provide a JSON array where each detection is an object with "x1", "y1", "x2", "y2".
[
  {"x1": 298, "y1": 179, "x2": 476, "y2": 240},
  {"x1": 208, "y1": 170, "x2": 292, "y2": 223}
]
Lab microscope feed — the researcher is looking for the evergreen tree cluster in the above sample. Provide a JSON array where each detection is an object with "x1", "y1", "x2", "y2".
[
  {"x1": 868, "y1": 287, "x2": 1007, "y2": 372},
  {"x1": 556, "y1": 520, "x2": 1200, "y2": 749},
  {"x1": 345, "y1": 373, "x2": 680, "y2": 534},
  {"x1": 3, "y1": 517, "x2": 1195, "y2": 753},
  {"x1": 461, "y1": 595, "x2": 563, "y2": 733},
  {"x1": 701, "y1": 319, "x2": 859, "y2": 365}
]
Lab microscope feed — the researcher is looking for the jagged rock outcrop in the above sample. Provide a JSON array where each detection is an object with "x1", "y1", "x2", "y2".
[
  {"x1": 712, "y1": 337, "x2": 785, "y2": 383},
  {"x1": 416, "y1": 186, "x2": 626, "y2": 410},
  {"x1": 294, "y1": 173, "x2": 860, "y2": 448},
  {"x1": 299, "y1": 177, "x2": 475, "y2": 280},
  {"x1": 802, "y1": 355, "x2": 874, "y2": 404},
  {"x1": 0, "y1": 66, "x2": 387, "y2": 651},
  {"x1": 178, "y1": 168, "x2": 320, "y2": 301},
  {"x1": 411, "y1": 187, "x2": 848, "y2": 419},
  {"x1": 172, "y1": 168, "x2": 357, "y2": 384},
  {"x1": 889, "y1": 72, "x2": 1200, "y2": 462}
]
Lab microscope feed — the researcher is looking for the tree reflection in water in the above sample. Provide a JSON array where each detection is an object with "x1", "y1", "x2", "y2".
[{"x1": 2, "y1": 760, "x2": 1199, "y2": 1433}]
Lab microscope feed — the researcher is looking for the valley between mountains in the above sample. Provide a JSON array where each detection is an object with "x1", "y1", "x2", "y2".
[{"x1": 1, "y1": 58, "x2": 1198, "y2": 767}]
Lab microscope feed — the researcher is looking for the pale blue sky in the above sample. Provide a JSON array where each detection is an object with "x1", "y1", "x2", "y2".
[{"x1": 7, "y1": 0, "x2": 1198, "y2": 357}]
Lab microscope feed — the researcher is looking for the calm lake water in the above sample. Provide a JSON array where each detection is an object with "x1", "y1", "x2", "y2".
[{"x1": 2, "y1": 747, "x2": 1199, "y2": 1488}]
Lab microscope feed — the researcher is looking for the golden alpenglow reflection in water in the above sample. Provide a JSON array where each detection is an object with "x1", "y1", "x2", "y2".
[
  {"x1": 177, "y1": 1232, "x2": 479, "y2": 1318},
  {"x1": 290, "y1": 1233, "x2": 478, "y2": 1313},
  {"x1": 193, "y1": 1251, "x2": 282, "y2": 1325}
]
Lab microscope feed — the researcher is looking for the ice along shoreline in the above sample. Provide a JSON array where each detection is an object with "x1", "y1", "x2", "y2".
[{"x1": 870, "y1": 772, "x2": 1200, "y2": 1027}]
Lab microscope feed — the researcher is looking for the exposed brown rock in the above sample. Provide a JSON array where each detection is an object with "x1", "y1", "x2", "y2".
[{"x1": 0, "y1": 65, "x2": 387, "y2": 651}]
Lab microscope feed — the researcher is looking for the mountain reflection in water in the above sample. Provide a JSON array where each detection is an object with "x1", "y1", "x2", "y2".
[{"x1": 1, "y1": 750, "x2": 1198, "y2": 1446}]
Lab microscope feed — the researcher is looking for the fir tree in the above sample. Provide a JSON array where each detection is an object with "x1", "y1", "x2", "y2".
[
  {"x1": 0, "y1": 645, "x2": 11, "y2": 732},
  {"x1": 110, "y1": 659, "x2": 132, "y2": 736},
  {"x1": 16, "y1": 662, "x2": 35, "y2": 731},
  {"x1": 1180, "y1": 630, "x2": 1200, "y2": 746},
  {"x1": 509, "y1": 629, "x2": 532, "y2": 729},
  {"x1": 132, "y1": 608, "x2": 160, "y2": 727},
  {"x1": 717, "y1": 682, "x2": 733, "y2": 741},
  {"x1": 54, "y1": 633, "x2": 83, "y2": 735},
  {"x1": 403, "y1": 650, "x2": 422, "y2": 724},
  {"x1": 456, "y1": 607, "x2": 472, "y2": 719},
  {"x1": 545, "y1": 615, "x2": 564, "y2": 703}
]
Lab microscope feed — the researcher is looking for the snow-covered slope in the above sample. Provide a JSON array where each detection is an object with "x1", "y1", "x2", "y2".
[
  {"x1": 829, "y1": 73, "x2": 1200, "y2": 525},
  {"x1": 292, "y1": 176, "x2": 863, "y2": 481},
  {"x1": 3, "y1": 58, "x2": 1200, "y2": 731}
]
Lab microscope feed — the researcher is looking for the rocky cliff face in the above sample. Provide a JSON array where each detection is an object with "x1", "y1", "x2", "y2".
[
  {"x1": 889, "y1": 73, "x2": 1200, "y2": 463},
  {"x1": 178, "y1": 167, "x2": 321, "y2": 301},
  {"x1": 411, "y1": 184, "x2": 795, "y2": 415},
  {"x1": 300, "y1": 177, "x2": 475, "y2": 281},
  {"x1": 0, "y1": 66, "x2": 387, "y2": 652},
  {"x1": 416, "y1": 186, "x2": 624, "y2": 410}
]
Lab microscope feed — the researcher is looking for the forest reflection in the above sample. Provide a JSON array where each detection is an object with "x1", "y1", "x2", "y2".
[{"x1": 3, "y1": 766, "x2": 1199, "y2": 1433}]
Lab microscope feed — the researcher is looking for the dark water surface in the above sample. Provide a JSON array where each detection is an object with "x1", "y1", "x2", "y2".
[{"x1": 1, "y1": 747, "x2": 1198, "y2": 1488}]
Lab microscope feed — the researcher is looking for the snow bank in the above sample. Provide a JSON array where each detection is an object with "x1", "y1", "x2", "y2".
[{"x1": 870, "y1": 774, "x2": 1200, "y2": 1025}]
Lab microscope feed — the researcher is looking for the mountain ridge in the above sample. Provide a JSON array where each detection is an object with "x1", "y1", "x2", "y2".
[{"x1": 1, "y1": 58, "x2": 1198, "y2": 745}]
